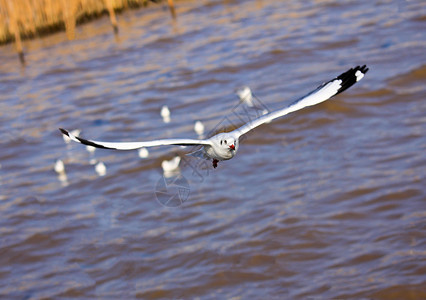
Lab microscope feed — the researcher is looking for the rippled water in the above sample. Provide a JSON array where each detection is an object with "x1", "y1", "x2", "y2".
[{"x1": 1, "y1": 0, "x2": 425, "y2": 298}]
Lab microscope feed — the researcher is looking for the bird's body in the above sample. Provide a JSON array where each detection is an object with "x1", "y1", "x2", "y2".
[
  {"x1": 60, "y1": 66, "x2": 368, "y2": 169},
  {"x1": 204, "y1": 133, "x2": 238, "y2": 161}
]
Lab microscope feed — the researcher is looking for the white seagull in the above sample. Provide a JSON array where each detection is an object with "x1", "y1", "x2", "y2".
[
  {"x1": 162, "y1": 156, "x2": 181, "y2": 178},
  {"x1": 54, "y1": 159, "x2": 65, "y2": 174},
  {"x1": 161, "y1": 105, "x2": 171, "y2": 123},
  {"x1": 236, "y1": 86, "x2": 254, "y2": 107},
  {"x1": 60, "y1": 66, "x2": 368, "y2": 169},
  {"x1": 95, "y1": 161, "x2": 107, "y2": 176},
  {"x1": 194, "y1": 120, "x2": 205, "y2": 136},
  {"x1": 138, "y1": 147, "x2": 149, "y2": 158},
  {"x1": 62, "y1": 129, "x2": 81, "y2": 144}
]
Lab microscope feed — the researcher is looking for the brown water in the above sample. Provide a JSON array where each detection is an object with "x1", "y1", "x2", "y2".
[{"x1": 1, "y1": 0, "x2": 425, "y2": 298}]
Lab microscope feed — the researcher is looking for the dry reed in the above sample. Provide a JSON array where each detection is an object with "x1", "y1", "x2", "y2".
[{"x1": 0, "y1": 0, "x2": 174, "y2": 45}]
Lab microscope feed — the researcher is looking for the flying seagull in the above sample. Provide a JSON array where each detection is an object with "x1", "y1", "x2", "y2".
[{"x1": 60, "y1": 65, "x2": 368, "y2": 169}]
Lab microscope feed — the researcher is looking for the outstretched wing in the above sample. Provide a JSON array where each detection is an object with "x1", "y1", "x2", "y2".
[
  {"x1": 232, "y1": 65, "x2": 369, "y2": 137},
  {"x1": 59, "y1": 128, "x2": 212, "y2": 150}
]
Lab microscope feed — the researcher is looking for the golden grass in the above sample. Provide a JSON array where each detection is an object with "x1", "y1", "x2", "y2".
[{"x1": 0, "y1": 0, "x2": 171, "y2": 45}]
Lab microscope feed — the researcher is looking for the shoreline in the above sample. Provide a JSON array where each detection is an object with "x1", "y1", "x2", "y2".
[{"x1": 0, "y1": 0, "x2": 175, "y2": 63}]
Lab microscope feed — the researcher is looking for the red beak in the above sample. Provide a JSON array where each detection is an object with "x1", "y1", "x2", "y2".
[{"x1": 229, "y1": 144, "x2": 235, "y2": 150}]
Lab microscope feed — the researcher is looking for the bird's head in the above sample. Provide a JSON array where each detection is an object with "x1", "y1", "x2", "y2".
[{"x1": 212, "y1": 133, "x2": 238, "y2": 157}]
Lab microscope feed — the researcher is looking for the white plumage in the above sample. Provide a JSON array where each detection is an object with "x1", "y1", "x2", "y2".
[
  {"x1": 236, "y1": 86, "x2": 254, "y2": 107},
  {"x1": 54, "y1": 159, "x2": 68, "y2": 186},
  {"x1": 161, "y1": 105, "x2": 171, "y2": 123},
  {"x1": 86, "y1": 145, "x2": 96, "y2": 154},
  {"x1": 54, "y1": 159, "x2": 65, "y2": 174},
  {"x1": 95, "y1": 161, "x2": 107, "y2": 176},
  {"x1": 161, "y1": 156, "x2": 181, "y2": 173},
  {"x1": 138, "y1": 147, "x2": 149, "y2": 158},
  {"x1": 60, "y1": 66, "x2": 368, "y2": 169},
  {"x1": 62, "y1": 129, "x2": 81, "y2": 144},
  {"x1": 194, "y1": 120, "x2": 205, "y2": 136}
]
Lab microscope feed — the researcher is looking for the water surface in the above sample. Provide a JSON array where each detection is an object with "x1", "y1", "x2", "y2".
[{"x1": 0, "y1": 0, "x2": 425, "y2": 298}]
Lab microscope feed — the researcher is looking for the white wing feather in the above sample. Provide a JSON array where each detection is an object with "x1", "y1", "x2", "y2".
[
  {"x1": 232, "y1": 65, "x2": 369, "y2": 137},
  {"x1": 59, "y1": 128, "x2": 212, "y2": 150},
  {"x1": 60, "y1": 66, "x2": 368, "y2": 153}
]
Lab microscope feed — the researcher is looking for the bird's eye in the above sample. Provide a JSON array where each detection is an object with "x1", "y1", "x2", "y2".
[
  {"x1": 220, "y1": 140, "x2": 223, "y2": 145},
  {"x1": 224, "y1": 140, "x2": 227, "y2": 144}
]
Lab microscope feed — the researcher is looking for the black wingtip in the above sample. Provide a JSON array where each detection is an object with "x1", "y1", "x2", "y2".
[
  {"x1": 59, "y1": 127, "x2": 112, "y2": 150},
  {"x1": 75, "y1": 135, "x2": 112, "y2": 150},
  {"x1": 59, "y1": 128, "x2": 69, "y2": 136},
  {"x1": 335, "y1": 65, "x2": 369, "y2": 96}
]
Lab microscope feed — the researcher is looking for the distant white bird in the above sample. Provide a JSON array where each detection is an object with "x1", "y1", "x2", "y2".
[
  {"x1": 162, "y1": 156, "x2": 181, "y2": 172},
  {"x1": 85, "y1": 143, "x2": 96, "y2": 164},
  {"x1": 236, "y1": 86, "x2": 254, "y2": 107},
  {"x1": 54, "y1": 159, "x2": 65, "y2": 174},
  {"x1": 161, "y1": 156, "x2": 181, "y2": 178},
  {"x1": 95, "y1": 161, "x2": 107, "y2": 176},
  {"x1": 194, "y1": 120, "x2": 205, "y2": 136},
  {"x1": 161, "y1": 105, "x2": 171, "y2": 123},
  {"x1": 237, "y1": 86, "x2": 270, "y2": 121},
  {"x1": 138, "y1": 147, "x2": 149, "y2": 158},
  {"x1": 86, "y1": 145, "x2": 96, "y2": 154},
  {"x1": 62, "y1": 129, "x2": 81, "y2": 144},
  {"x1": 60, "y1": 66, "x2": 368, "y2": 169},
  {"x1": 54, "y1": 159, "x2": 68, "y2": 186}
]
